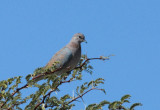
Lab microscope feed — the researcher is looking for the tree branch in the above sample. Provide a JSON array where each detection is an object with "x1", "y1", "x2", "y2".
[
  {"x1": 32, "y1": 67, "x2": 62, "y2": 80},
  {"x1": 0, "y1": 56, "x2": 109, "y2": 109},
  {"x1": 0, "y1": 84, "x2": 28, "y2": 108},
  {"x1": 34, "y1": 90, "x2": 53, "y2": 110},
  {"x1": 34, "y1": 78, "x2": 74, "y2": 110},
  {"x1": 12, "y1": 84, "x2": 28, "y2": 96}
]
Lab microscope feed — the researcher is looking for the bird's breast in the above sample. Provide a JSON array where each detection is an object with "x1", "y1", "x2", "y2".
[{"x1": 67, "y1": 47, "x2": 81, "y2": 70}]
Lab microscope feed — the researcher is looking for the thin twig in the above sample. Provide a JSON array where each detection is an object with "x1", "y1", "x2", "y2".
[
  {"x1": 68, "y1": 88, "x2": 103, "y2": 104},
  {"x1": 75, "y1": 57, "x2": 109, "y2": 69}
]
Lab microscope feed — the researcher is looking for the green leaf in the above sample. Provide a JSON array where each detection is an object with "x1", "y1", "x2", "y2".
[
  {"x1": 25, "y1": 74, "x2": 32, "y2": 81},
  {"x1": 60, "y1": 94, "x2": 71, "y2": 102},
  {"x1": 76, "y1": 74, "x2": 82, "y2": 80},
  {"x1": 108, "y1": 101, "x2": 121, "y2": 109},
  {"x1": 100, "y1": 89, "x2": 106, "y2": 94},
  {"x1": 76, "y1": 86, "x2": 79, "y2": 94},
  {"x1": 7, "y1": 78, "x2": 14, "y2": 85},
  {"x1": 16, "y1": 106, "x2": 23, "y2": 110},
  {"x1": 99, "y1": 100, "x2": 110, "y2": 106},
  {"x1": 88, "y1": 81, "x2": 94, "y2": 87},
  {"x1": 121, "y1": 94, "x2": 131, "y2": 102},
  {"x1": 123, "y1": 99, "x2": 130, "y2": 103},
  {"x1": 0, "y1": 81, "x2": 8, "y2": 90},
  {"x1": 16, "y1": 76, "x2": 22, "y2": 85},
  {"x1": 80, "y1": 82, "x2": 88, "y2": 94},
  {"x1": 130, "y1": 103, "x2": 142, "y2": 110},
  {"x1": 1, "y1": 90, "x2": 5, "y2": 94},
  {"x1": 86, "y1": 104, "x2": 97, "y2": 110}
]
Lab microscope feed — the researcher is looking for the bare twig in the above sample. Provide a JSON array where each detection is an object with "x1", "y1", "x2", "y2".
[
  {"x1": 68, "y1": 88, "x2": 103, "y2": 104},
  {"x1": 75, "y1": 57, "x2": 109, "y2": 69}
]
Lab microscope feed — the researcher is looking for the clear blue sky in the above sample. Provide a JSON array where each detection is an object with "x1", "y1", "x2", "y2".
[{"x1": 0, "y1": 0, "x2": 160, "y2": 110}]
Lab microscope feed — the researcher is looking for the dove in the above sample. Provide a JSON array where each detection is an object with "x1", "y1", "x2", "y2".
[{"x1": 33, "y1": 33, "x2": 86, "y2": 81}]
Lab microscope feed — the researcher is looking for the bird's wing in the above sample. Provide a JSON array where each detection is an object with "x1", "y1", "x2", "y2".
[{"x1": 45, "y1": 47, "x2": 73, "y2": 69}]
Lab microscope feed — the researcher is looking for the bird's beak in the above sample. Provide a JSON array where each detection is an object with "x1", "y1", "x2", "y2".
[{"x1": 83, "y1": 39, "x2": 87, "y2": 43}]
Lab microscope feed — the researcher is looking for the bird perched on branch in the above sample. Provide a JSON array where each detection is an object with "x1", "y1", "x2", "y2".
[{"x1": 33, "y1": 33, "x2": 87, "y2": 81}]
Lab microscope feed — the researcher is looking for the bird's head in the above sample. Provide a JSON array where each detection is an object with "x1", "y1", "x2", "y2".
[{"x1": 72, "y1": 33, "x2": 87, "y2": 43}]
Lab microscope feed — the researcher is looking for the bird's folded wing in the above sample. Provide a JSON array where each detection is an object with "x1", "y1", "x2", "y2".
[{"x1": 45, "y1": 47, "x2": 73, "y2": 69}]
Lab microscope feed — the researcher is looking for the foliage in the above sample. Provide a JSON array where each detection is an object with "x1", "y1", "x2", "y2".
[{"x1": 0, "y1": 55, "x2": 142, "y2": 110}]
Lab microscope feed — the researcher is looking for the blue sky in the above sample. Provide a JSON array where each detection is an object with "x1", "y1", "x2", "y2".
[{"x1": 0, "y1": 0, "x2": 160, "y2": 109}]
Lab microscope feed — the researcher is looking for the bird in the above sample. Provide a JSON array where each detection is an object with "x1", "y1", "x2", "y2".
[{"x1": 33, "y1": 33, "x2": 86, "y2": 81}]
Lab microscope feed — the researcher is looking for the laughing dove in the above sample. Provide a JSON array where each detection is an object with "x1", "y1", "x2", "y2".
[{"x1": 33, "y1": 33, "x2": 86, "y2": 81}]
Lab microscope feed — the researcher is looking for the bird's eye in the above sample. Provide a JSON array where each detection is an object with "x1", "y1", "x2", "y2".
[{"x1": 79, "y1": 36, "x2": 82, "y2": 39}]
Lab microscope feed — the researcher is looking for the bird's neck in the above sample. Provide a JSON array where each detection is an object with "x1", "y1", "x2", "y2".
[{"x1": 67, "y1": 41, "x2": 81, "y2": 49}]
